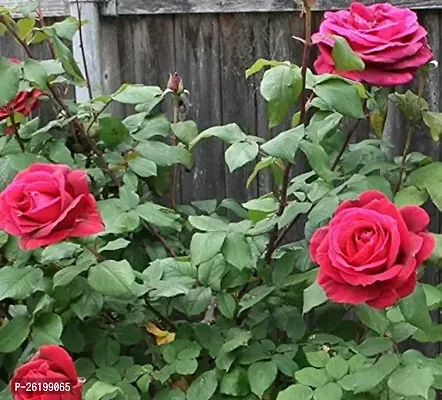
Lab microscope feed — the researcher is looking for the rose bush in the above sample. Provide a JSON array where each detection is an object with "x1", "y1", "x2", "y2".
[
  {"x1": 310, "y1": 190, "x2": 435, "y2": 309},
  {"x1": 0, "y1": 163, "x2": 104, "y2": 250},
  {"x1": 0, "y1": 1, "x2": 442, "y2": 400},
  {"x1": 10, "y1": 345, "x2": 82, "y2": 400},
  {"x1": 312, "y1": 2, "x2": 433, "y2": 85}
]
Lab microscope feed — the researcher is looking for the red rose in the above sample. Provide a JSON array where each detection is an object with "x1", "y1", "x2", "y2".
[
  {"x1": 0, "y1": 59, "x2": 43, "y2": 135},
  {"x1": 0, "y1": 163, "x2": 104, "y2": 250},
  {"x1": 10, "y1": 345, "x2": 82, "y2": 400},
  {"x1": 309, "y1": 190, "x2": 435, "y2": 309},
  {"x1": 312, "y1": 2, "x2": 433, "y2": 86},
  {"x1": 167, "y1": 72, "x2": 183, "y2": 94}
]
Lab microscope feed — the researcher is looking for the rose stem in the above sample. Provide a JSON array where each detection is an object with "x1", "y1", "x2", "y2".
[
  {"x1": 331, "y1": 119, "x2": 361, "y2": 171},
  {"x1": 9, "y1": 113, "x2": 25, "y2": 152},
  {"x1": 75, "y1": 0, "x2": 93, "y2": 100},
  {"x1": 170, "y1": 97, "x2": 180, "y2": 210},
  {"x1": 264, "y1": 0, "x2": 313, "y2": 264},
  {"x1": 393, "y1": 78, "x2": 425, "y2": 195},
  {"x1": 80, "y1": 243, "x2": 177, "y2": 331}
]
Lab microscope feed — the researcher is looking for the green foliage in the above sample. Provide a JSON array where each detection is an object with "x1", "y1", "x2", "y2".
[{"x1": 0, "y1": 7, "x2": 440, "y2": 400}]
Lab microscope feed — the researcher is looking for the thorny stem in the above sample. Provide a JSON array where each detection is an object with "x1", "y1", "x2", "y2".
[
  {"x1": 331, "y1": 119, "x2": 361, "y2": 171},
  {"x1": 264, "y1": 1, "x2": 312, "y2": 264},
  {"x1": 170, "y1": 97, "x2": 180, "y2": 209},
  {"x1": 9, "y1": 113, "x2": 25, "y2": 152},
  {"x1": 145, "y1": 222, "x2": 177, "y2": 258},
  {"x1": 75, "y1": 0, "x2": 93, "y2": 100},
  {"x1": 393, "y1": 124, "x2": 414, "y2": 194}
]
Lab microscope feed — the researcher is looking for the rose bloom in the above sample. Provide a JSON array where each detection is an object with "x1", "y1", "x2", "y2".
[
  {"x1": 10, "y1": 345, "x2": 82, "y2": 400},
  {"x1": 309, "y1": 190, "x2": 435, "y2": 309},
  {"x1": 312, "y1": 2, "x2": 433, "y2": 86},
  {"x1": 0, "y1": 59, "x2": 43, "y2": 135},
  {"x1": 0, "y1": 163, "x2": 104, "y2": 250}
]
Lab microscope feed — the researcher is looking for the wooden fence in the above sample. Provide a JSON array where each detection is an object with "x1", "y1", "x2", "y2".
[{"x1": 1, "y1": 0, "x2": 442, "y2": 355}]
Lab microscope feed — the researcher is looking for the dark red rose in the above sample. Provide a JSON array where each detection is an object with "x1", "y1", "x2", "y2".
[
  {"x1": 10, "y1": 345, "x2": 82, "y2": 400},
  {"x1": 167, "y1": 72, "x2": 183, "y2": 94},
  {"x1": 309, "y1": 190, "x2": 435, "y2": 309},
  {"x1": 312, "y1": 2, "x2": 433, "y2": 86},
  {"x1": 0, "y1": 163, "x2": 104, "y2": 250}
]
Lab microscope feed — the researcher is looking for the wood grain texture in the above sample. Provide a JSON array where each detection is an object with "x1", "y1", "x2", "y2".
[
  {"x1": 116, "y1": 0, "x2": 442, "y2": 15},
  {"x1": 174, "y1": 14, "x2": 226, "y2": 203},
  {"x1": 220, "y1": 13, "x2": 258, "y2": 204},
  {"x1": 0, "y1": 0, "x2": 68, "y2": 16}
]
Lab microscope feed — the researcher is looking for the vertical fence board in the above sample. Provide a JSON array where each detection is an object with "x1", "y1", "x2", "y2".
[
  {"x1": 174, "y1": 14, "x2": 225, "y2": 203},
  {"x1": 220, "y1": 13, "x2": 259, "y2": 203}
]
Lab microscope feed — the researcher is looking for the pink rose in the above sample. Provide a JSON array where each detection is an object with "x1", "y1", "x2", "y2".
[
  {"x1": 0, "y1": 163, "x2": 104, "y2": 250},
  {"x1": 309, "y1": 190, "x2": 435, "y2": 309},
  {"x1": 312, "y1": 2, "x2": 433, "y2": 86}
]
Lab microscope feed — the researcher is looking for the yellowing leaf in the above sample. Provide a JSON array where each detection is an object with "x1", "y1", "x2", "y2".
[{"x1": 145, "y1": 322, "x2": 176, "y2": 345}]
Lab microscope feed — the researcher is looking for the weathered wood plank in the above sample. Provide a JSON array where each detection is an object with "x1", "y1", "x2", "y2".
[
  {"x1": 0, "y1": 0, "x2": 68, "y2": 16},
  {"x1": 116, "y1": 0, "x2": 442, "y2": 15},
  {"x1": 174, "y1": 14, "x2": 226, "y2": 203},
  {"x1": 220, "y1": 14, "x2": 259, "y2": 203}
]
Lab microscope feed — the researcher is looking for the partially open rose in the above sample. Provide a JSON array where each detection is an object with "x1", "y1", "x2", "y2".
[
  {"x1": 0, "y1": 163, "x2": 104, "y2": 250},
  {"x1": 0, "y1": 59, "x2": 43, "y2": 135},
  {"x1": 309, "y1": 190, "x2": 435, "y2": 309},
  {"x1": 312, "y1": 2, "x2": 433, "y2": 86}
]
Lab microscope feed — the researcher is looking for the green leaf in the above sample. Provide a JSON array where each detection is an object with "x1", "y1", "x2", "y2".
[
  {"x1": 0, "y1": 266, "x2": 43, "y2": 301},
  {"x1": 136, "y1": 141, "x2": 192, "y2": 169},
  {"x1": 171, "y1": 120, "x2": 199, "y2": 145},
  {"x1": 354, "y1": 304, "x2": 389, "y2": 335},
  {"x1": 0, "y1": 315, "x2": 32, "y2": 353},
  {"x1": 217, "y1": 293, "x2": 236, "y2": 319},
  {"x1": 53, "y1": 262, "x2": 91, "y2": 288},
  {"x1": 388, "y1": 364, "x2": 434, "y2": 398},
  {"x1": 128, "y1": 156, "x2": 157, "y2": 178},
  {"x1": 306, "y1": 112, "x2": 342, "y2": 144},
  {"x1": 394, "y1": 186, "x2": 428, "y2": 207},
  {"x1": 306, "y1": 352, "x2": 330, "y2": 368},
  {"x1": 299, "y1": 140, "x2": 334, "y2": 182},
  {"x1": 52, "y1": 35, "x2": 85, "y2": 85},
  {"x1": 18, "y1": 17, "x2": 35, "y2": 39},
  {"x1": 220, "y1": 367, "x2": 250, "y2": 397},
  {"x1": 177, "y1": 287, "x2": 212, "y2": 316},
  {"x1": 88, "y1": 260, "x2": 135, "y2": 297},
  {"x1": 313, "y1": 79, "x2": 364, "y2": 118},
  {"x1": 112, "y1": 84, "x2": 163, "y2": 104},
  {"x1": 84, "y1": 381, "x2": 122, "y2": 400},
  {"x1": 23, "y1": 59, "x2": 48, "y2": 89},
  {"x1": 248, "y1": 361, "x2": 277, "y2": 397},
  {"x1": 190, "y1": 232, "x2": 226, "y2": 266},
  {"x1": 99, "y1": 238, "x2": 131, "y2": 252},
  {"x1": 186, "y1": 369, "x2": 219, "y2": 400},
  {"x1": 7, "y1": 153, "x2": 46, "y2": 171},
  {"x1": 276, "y1": 384, "x2": 313, "y2": 400},
  {"x1": 279, "y1": 202, "x2": 312, "y2": 229},
  {"x1": 356, "y1": 337, "x2": 391, "y2": 357},
  {"x1": 98, "y1": 116, "x2": 130, "y2": 148},
  {"x1": 390, "y1": 90, "x2": 428, "y2": 124},
  {"x1": 338, "y1": 355, "x2": 399, "y2": 394},
  {"x1": 190, "y1": 123, "x2": 246, "y2": 149},
  {"x1": 136, "y1": 202, "x2": 181, "y2": 230},
  {"x1": 48, "y1": 141, "x2": 75, "y2": 166},
  {"x1": 295, "y1": 368, "x2": 329, "y2": 388},
  {"x1": 303, "y1": 281, "x2": 327, "y2": 314},
  {"x1": 399, "y1": 284, "x2": 432, "y2": 331},
  {"x1": 272, "y1": 354, "x2": 298, "y2": 377},
  {"x1": 261, "y1": 126, "x2": 305, "y2": 162},
  {"x1": 246, "y1": 59, "x2": 287, "y2": 78},
  {"x1": 225, "y1": 142, "x2": 259, "y2": 172},
  {"x1": 308, "y1": 195, "x2": 339, "y2": 226},
  {"x1": 41, "y1": 242, "x2": 79, "y2": 262},
  {"x1": 261, "y1": 65, "x2": 303, "y2": 128},
  {"x1": 52, "y1": 17, "x2": 79, "y2": 40},
  {"x1": 32, "y1": 313, "x2": 63, "y2": 347},
  {"x1": 239, "y1": 286, "x2": 275, "y2": 314},
  {"x1": 247, "y1": 157, "x2": 276, "y2": 188},
  {"x1": 130, "y1": 114, "x2": 170, "y2": 141},
  {"x1": 199, "y1": 254, "x2": 229, "y2": 291},
  {"x1": 112, "y1": 324, "x2": 143, "y2": 345},
  {"x1": 423, "y1": 111, "x2": 442, "y2": 142},
  {"x1": 326, "y1": 356, "x2": 348, "y2": 380},
  {"x1": 93, "y1": 338, "x2": 120, "y2": 367},
  {"x1": 71, "y1": 291, "x2": 104, "y2": 320},
  {"x1": 189, "y1": 216, "x2": 230, "y2": 232},
  {"x1": 222, "y1": 232, "x2": 252, "y2": 270},
  {"x1": 332, "y1": 36, "x2": 365, "y2": 72},
  {"x1": 0, "y1": 58, "x2": 21, "y2": 107}
]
